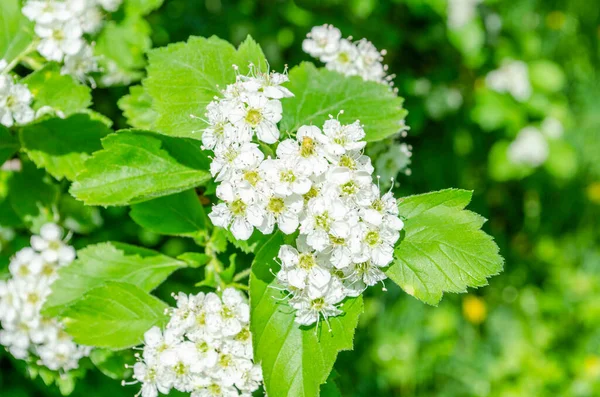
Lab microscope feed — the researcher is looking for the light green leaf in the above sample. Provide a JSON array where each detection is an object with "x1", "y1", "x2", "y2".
[
  {"x1": 280, "y1": 62, "x2": 408, "y2": 142},
  {"x1": 61, "y1": 282, "x2": 169, "y2": 349},
  {"x1": 130, "y1": 189, "x2": 207, "y2": 237},
  {"x1": 22, "y1": 63, "x2": 92, "y2": 116},
  {"x1": 0, "y1": 0, "x2": 34, "y2": 64},
  {"x1": 144, "y1": 35, "x2": 267, "y2": 138},
  {"x1": 124, "y1": 0, "x2": 164, "y2": 16},
  {"x1": 70, "y1": 130, "x2": 211, "y2": 206},
  {"x1": 43, "y1": 241, "x2": 185, "y2": 316},
  {"x1": 8, "y1": 160, "x2": 59, "y2": 230},
  {"x1": 0, "y1": 126, "x2": 18, "y2": 165},
  {"x1": 118, "y1": 85, "x2": 157, "y2": 129},
  {"x1": 19, "y1": 113, "x2": 112, "y2": 181},
  {"x1": 89, "y1": 349, "x2": 135, "y2": 380},
  {"x1": 251, "y1": 232, "x2": 363, "y2": 397},
  {"x1": 386, "y1": 189, "x2": 504, "y2": 305}
]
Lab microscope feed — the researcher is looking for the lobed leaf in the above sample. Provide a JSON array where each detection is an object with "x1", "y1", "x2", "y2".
[
  {"x1": 61, "y1": 282, "x2": 169, "y2": 349},
  {"x1": 386, "y1": 189, "x2": 504, "y2": 305},
  {"x1": 250, "y1": 232, "x2": 363, "y2": 397},
  {"x1": 118, "y1": 85, "x2": 157, "y2": 129},
  {"x1": 280, "y1": 62, "x2": 408, "y2": 142},
  {"x1": 70, "y1": 130, "x2": 211, "y2": 206},
  {"x1": 43, "y1": 241, "x2": 186, "y2": 316},
  {"x1": 143, "y1": 35, "x2": 267, "y2": 138}
]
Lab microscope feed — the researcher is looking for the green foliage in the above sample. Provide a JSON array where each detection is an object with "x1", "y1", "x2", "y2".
[
  {"x1": 250, "y1": 232, "x2": 364, "y2": 397},
  {"x1": 0, "y1": 0, "x2": 33, "y2": 64},
  {"x1": 386, "y1": 189, "x2": 504, "y2": 305},
  {"x1": 118, "y1": 85, "x2": 157, "y2": 129},
  {"x1": 70, "y1": 130, "x2": 212, "y2": 206},
  {"x1": 144, "y1": 35, "x2": 267, "y2": 138},
  {"x1": 89, "y1": 349, "x2": 135, "y2": 380},
  {"x1": 19, "y1": 114, "x2": 112, "y2": 181},
  {"x1": 22, "y1": 64, "x2": 92, "y2": 115},
  {"x1": 0, "y1": 126, "x2": 18, "y2": 164},
  {"x1": 60, "y1": 282, "x2": 169, "y2": 349},
  {"x1": 280, "y1": 63, "x2": 408, "y2": 141},
  {"x1": 43, "y1": 242, "x2": 186, "y2": 316},
  {"x1": 124, "y1": 0, "x2": 165, "y2": 16},
  {"x1": 129, "y1": 189, "x2": 207, "y2": 237}
]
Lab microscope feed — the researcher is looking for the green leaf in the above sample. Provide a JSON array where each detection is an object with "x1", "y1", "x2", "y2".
[
  {"x1": 386, "y1": 189, "x2": 504, "y2": 305},
  {"x1": 250, "y1": 232, "x2": 363, "y2": 397},
  {"x1": 22, "y1": 63, "x2": 92, "y2": 116},
  {"x1": 19, "y1": 113, "x2": 112, "y2": 181},
  {"x1": 95, "y1": 16, "x2": 151, "y2": 86},
  {"x1": 43, "y1": 241, "x2": 186, "y2": 316},
  {"x1": 59, "y1": 195, "x2": 103, "y2": 234},
  {"x1": 70, "y1": 130, "x2": 211, "y2": 206},
  {"x1": 124, "y1": 0, "x2": 165, "y2": 16},
  {"x1": 89, "y1": 348, "x2": 135, "y2": 380},
  {"x1": 0, "y1": 0, "x2": 34, "y2": 64},
  {"x1": 144, "y1": 35, "x2": 267, "y2": 138},
  {"x1": 280, "y1": 62, "x2": 408, "y2": 142},
  {"x1": 177, "y1": 253, "x2": 210, "y2": 268},
  {"x1": 8, "y1": 160, "x2": 59, "y2": 230},
  {"x1": 61, "y1": 282, "x2": 169, "y2": 349},
  {"x1": 129, "y1": 189, "x2": 207, "y2": 237},
  {"x1": 0, "y1": 126, "x2": 19, "y2": 164},
  {"x1": 118, "y1": 85, "x2": 157, "y2": 129}
]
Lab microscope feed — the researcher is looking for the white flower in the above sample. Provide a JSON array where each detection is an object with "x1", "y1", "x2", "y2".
[
  {"x1": 277, "y1": 242, "x2": 331, "y2": 290},
  {"x1": 321, "y1": 119, "x2": 366, "y2": 157},
  {"x1": 261, "y1": 158, "x2": 313, "y2": 196},
  {"x1": 30, "y1": 223, "x2": 76, "y2": 264},
  {"x1": 241, "y1": 70, "x2": 294, "y2": 99},
  {"x1": 290, "y1": 278, "x2": 345, "y2": 326},
  {"x1": 97, "y1": 0, "x2": 123, "y2": 12},
  {"x1": 256, "y1": 192, "x2": 303, "y2": 235},
  {"x1": 0, "y1": 75, "x2": 35, "y2": 128},
  {"x1": 133, "y1": 357, "x2": 172, "y2": 397},
  {"x1": 228, "y1": 93, "x2": 282, "y2": 144},
  {"x1": 341, "y1": 259, "x2": 387, "y2": 297},
  {"x1": 210, "y1": 182, "x2": 264, "y2": 240},
  {"x1": 507, "y1": 126, "x2": 549, "y2": 167},
  {"x1": 205, "y1": 288, "x2": 250, "y2": 337},
  {"x1": 62, "y1": 44, "x2": 98, "y2": 83},
  {"x1": 485, "y1": 60, "x2": 532, "y2": 102},
  {"x1": 276, "y1": 125, "x2": 329, "y2": 176},
  {"x1": 302, "y1": 25, "x2": 342, "y2": 59},
  {"x1": 300, "y1": 193, "x2": 349, "y2": 251},
  {"x1": 210, "y1": 141, "x2": 263, "y2": 183},
  {"x1": 202, "y1": 100, "x2": 249, "y2": 151},
  {"x1": 360, "y1": 185, "x2": 404, "y2": 230},
  {"x1": 323, "y1": 39, "x2": 359, "y2": 76},
  {"x1": 35, "y1": 19, "x2": 84, "y2": 62},
  {"x1": 22, "y1": 1, "x2": 71, "y2": 25},
  {"x1": 350, "y1": 222, "x2": 398, "y2": 267}
]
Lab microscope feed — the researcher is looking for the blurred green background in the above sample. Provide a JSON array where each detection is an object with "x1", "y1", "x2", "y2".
[{"x1": 1, "y1": 0, "x2": 599, "y2": 396}]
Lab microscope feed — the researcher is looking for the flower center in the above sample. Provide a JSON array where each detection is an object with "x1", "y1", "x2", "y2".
[
  {"x1": 230, "y1": 199, "x2": 246, "y2": 216},
  {"x1": 365, "y1": 230, "x2": 380, "y2": 246},
  {"x1": 18, "y1": 265, "x2": 30, "y2": 277},
  {"x1": 245, "y1": 108, "x2": 263, "y2": 126},
  {"x1": 197, "y1": 341, "x2": 209, "y2": 353},
  {"x1": 243, "y1": 170, "x2": 260, "y2": 186},
  {"x1": 339, "y1": 154, "x2": 355, "y2": 169},
  {"x1": 267, "y1": 197, "x2": 285, "y2": 214},
  {"x1": 52, "y1": 29, "x2": 64, "y2": 41},
  {"x1": 174, "y1": 362, "x2": 187, "y2": 376},
  {"x1": 224, "y1": 148, "x2": 238, "y2": 162},
  {"x1": 298, "y1": 253, "x2": 316, "y2": 270},
  {"x1": 196, "y1": 311, "x2": 206, "y2": 326},
  {"x1": 236, "y1": 327, "x2": 251, "y2": 341},
  {"x1": 300, "y1": 136, "x2": 315, "y2": 157},
  {"x1": 222, "y1": 306, "x2": 234, "y2": 319},
  {"x1": 371, "y1": 199, "x2": 384, "y2": 212},
  {"x1": 42, "y1": 262, "x2": 55, "y2": 276},
  {"x1": 315, "y1": 212, "x2": 330, "y2": 229},
  {"x1": 329, "y1": 235, "x2": 346, "y2": 246},
  {"x1": 280, "y1": 170, "x2": 296, "y2": 184},
  {"x1": 338, "y1": 51, "x2": 351, "y2": 64},
  {"x1": 341, "y1": 181, "x2": 358, "y2": 195},
  {"x1": 304, "y1": 186, "x2": 319, "y2": 203},
  {"x1": 311, "y1": 297, "x2": 326, "y2": 310},
  {"x1": 5, "y1": 95, "x2": 16, "y2": 108},
  {"x1": 219, "y1": 354, "x2": 232, "y2": 368},
  {"x1": 356, "y1": 261, "x2": 370, "y2": 273},
  {"x1": 27, "y1": 292, "x2": 39, "y2": 305}
]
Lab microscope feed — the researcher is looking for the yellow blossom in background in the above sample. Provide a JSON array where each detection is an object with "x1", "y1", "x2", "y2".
[{"x1": 463, "y1": 295, "x2": 487, "y2": 324}]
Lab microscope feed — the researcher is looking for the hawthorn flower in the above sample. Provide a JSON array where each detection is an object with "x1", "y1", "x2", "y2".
[
  {"x1": 341, "y1": 259, "x2": 387, "y2": 297},
  {"x1": 0, "y1": 75, "x2": 35, "y2": 128},
  {"x1": 300, "y1": 193, "x2": 349, "y2": 251},
  {"x1": 351, "y1": 223, "x2": 397, "y2": 267},
  {"x1": 302, "y1": 25, "x2": 342, "y2": 59},
  {"x1": 321, "y1": 119, "x2": 366, "y2": 157},
  {"x1": 276, "y1": 125, "x2": 329, "y2": 176},
  {"x1": 129, "y1": 289, "x2": 262, "y2": 397},
  {"x1": 210, "y1": 142, "x2": 263, "y2": 182},
  {"x1": 35, "y1": 20, "x2": 84, "y2": 62},
  {"x1": 256, "y1": 192, "x2": 303, "y2": 235},
  {"x1": 277, "y1": 242, "x2": 331, "y2": 290},
  {"x1": 228, "y1": 93, "x2": 282, "y2": 144},
  {"x1": 323, "y1": 38, "x2": 359, "y2": 76},
  {"x1": 30, "y1": 223, "x2": 76, "y2": 264},
  {"x1": 22, "y1": 1, "x2": 71, "y2": 25},
  {"x1": 261, "y1": 158, "x2": 312, "y2": 196},
  {"x1": 290, "y1": 278, "x2": 345, "y2": 326},
  {"x1": 241, "y1": 70, "x2": 294, "y2": 99},
  {"x1": 62, "y1": 44, "x2": 99, "y2": 83}
]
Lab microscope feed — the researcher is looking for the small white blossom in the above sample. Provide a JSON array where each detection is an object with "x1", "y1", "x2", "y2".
[
  {"x1": 507, "y1": 126, "x2": 549, "y2": 167},
  {"x1": 0, "y1": 74, "x2": 35, "y2": 127},
  {"x1": 486, "y1": 60, "x2": 532, "y2": 102},
  {"x1": 302, "y1": 25, "x2": 342, "y2": 59}
]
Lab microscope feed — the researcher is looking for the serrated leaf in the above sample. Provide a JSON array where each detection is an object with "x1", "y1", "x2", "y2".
[
  {"x1": 43, "y1": 241, "x2": 186, "y2": 316},
  {"x1": 7, "y1": 160, "x2": 59, "y2": 230},
  {"x1": 61, "y1": 281, "x2": 169, "y2": 349},
  {"x1": 280, "y1": 62, "x2": 408, "y2": 142},
  {"x1": 22, "y1": 63, "x2": 92, "y2": 116},
  {"x1": 250, "y1": 232, "x2": 363, "y2": 397},
  {"x1": 0, "y1": 0, "x2": 34, "y2": 64},
  {"x1": 0, "y1": 126, "x2": 18, "y2": 164},
  {"x1": 129, "y1": 189, "x2": 207, "y2": 237},
  {"x1": 19, "y1": 113, "x2": 112, "y2": 181},
  {"x1": 144, "y1": 35, "x2": 267, "y2": 138},
  {"x1": 70, "y1": 130, "x2": 211, "y2": 206},
  {"x1": 118, "y1": 85, "x2": 157, "y2": 129},
  {"x1": 386, "y1": 189, "x2": 504, "y2": 305}
]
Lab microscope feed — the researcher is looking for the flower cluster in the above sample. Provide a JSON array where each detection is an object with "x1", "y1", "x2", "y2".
[
  {"x1": 129, "y1": 289, "x2": 262, "y2": 397},
  {"x1": 202, "y1": 68, "x2": 404, "y2": 326},
  {"x1": 0, "y1": 74, "x2": 35, "y2": 127},
  {"x1": 507, "y1": 117, "x2": 564, "y2": 168},
  {"x1": 0, "y1": 223, "x2": 90, "y2": 372},
  {"x1": 302, "y1": 24, "x2": 393, "y2": 86},
  {"x1": 485, "y1": 60, "x2": 532, "y2": 102},
  {"x1": 22, "y1": 0, "x2": 122, "y2": 82}
]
